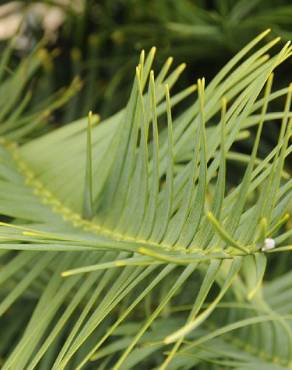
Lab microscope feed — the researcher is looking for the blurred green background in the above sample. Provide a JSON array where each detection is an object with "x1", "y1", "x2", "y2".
[{"x1": 1, "y1": 0, "x2": 292, "y2": 119}]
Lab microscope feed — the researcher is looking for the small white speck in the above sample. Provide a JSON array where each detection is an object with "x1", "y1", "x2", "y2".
[{"x1": 261, "y1": 238, "x2": 276, "y2": 252}]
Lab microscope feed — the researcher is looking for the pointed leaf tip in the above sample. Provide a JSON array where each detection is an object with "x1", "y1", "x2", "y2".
[
  {"x1": 178, "y1": 63, "x2": 186, "y2": 73},
  {"x1": 83, "y1": 109, "x2": 94, "y2": 219},
  {"x1": 221, "y1": 96, "x2": 227, "y2": 107}
]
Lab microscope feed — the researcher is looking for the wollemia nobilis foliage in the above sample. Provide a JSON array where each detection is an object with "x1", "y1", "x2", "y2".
[{"x1": 0, "y1": 30, "x2": 291, "y2": 370}]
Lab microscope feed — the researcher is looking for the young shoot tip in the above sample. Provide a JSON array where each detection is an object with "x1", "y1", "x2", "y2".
[
  {"x1": 190, "y1": 83, "x2": 197, "y2": 92},
  {"x1": 87, "y1": 113, "x2": 100, "y2": 127},
  {"x1": 221, "y1": 96, "x2": 227, "y2": 107},
  {"x1": 178, "y1": 63, "x2": 186, "y2": 72},
  {"x1": 22, "y1": 231, "x2": 39, "y2": 237},
  {"x1": 274, "y1": 36, "x2": 281, "y2": 43},
  {"x1": 263, "y1": 28, "x2": 272, "y2": 35},
  {"x1": 150, "y1": 46, "x2": 156, "y2": 52},
  {"x1": 139, "y1": 49, "x2": 145, "y2": 61},
  {"x1": 197, "y1": 78, "x2": 206, "y2": 93},
  {"x1": 262, "y1": 54, "x2": 270, "y2": 62},
  {"x1": 206, "y1": 211, "x2": 213, "y2": 220}
]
